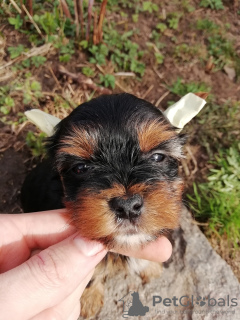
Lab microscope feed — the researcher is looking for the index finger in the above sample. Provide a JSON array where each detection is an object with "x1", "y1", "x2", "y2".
[
  {"x1": 0, "y1": 209, "x2": 76, "y2": 272},
  {"x1": 1, "y1": 209, "x2": 76, "y2": 249}
]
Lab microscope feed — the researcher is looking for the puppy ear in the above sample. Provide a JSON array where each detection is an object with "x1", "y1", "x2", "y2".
[
  {"x1": 177, "y1": 133, "x2": 187, "y2": 146},
  {"x1": 163, "y1": 93, "x2": 207, "y2": 129},
  {"x1": 175, "y1": 133, "x2": 187, "y2": 159},
  {"x1": 165, "y1": 133, "x2": 186, "y2": 160},
  {"x1": 25, "y1": 109, "x2": 61, "y2": 136},
  {"x1": 45, "y1": 118, "x2": 67, "y2": 159},
  {"x1": 24, "y1": 109, "x2": 64, "y2": 161}
]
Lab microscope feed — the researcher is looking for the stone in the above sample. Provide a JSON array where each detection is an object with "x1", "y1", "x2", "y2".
[{"x1": 223, "y1": 66, "x2": 236, "y2": 81}]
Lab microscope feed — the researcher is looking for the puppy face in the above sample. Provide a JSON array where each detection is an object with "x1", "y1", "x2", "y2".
[{"x1": 48, "y1": 93, "x2": 185, "y2": 248}]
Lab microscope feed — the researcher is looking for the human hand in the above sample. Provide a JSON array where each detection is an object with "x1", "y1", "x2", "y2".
[
  {"x1": 0, "y1": 210, "x2": 107, "y2": 320},
  {"x1": 0, "y1": 209, "x2": 172, "y2": 319}
]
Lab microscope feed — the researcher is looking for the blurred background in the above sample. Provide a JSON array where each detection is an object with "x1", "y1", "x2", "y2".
[{"x1": 0, "y1": 0, "x2": 239, "y2": 281}]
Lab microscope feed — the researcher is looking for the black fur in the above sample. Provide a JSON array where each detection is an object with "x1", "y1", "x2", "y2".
[
  {"x1": 21, "y1": 93, "x2": 184, "y2": 213},
  {"x1": 21, "y1": 159, "x2": 63, "y2": 212}
]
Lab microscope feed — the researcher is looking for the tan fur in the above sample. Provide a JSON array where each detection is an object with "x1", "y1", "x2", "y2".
[
  {"x1": 64, "y1": 184, "x2": 126, "y2": 244},
  {"x1": 65, "y1": 180, "x2": 183, "y2": 248},
  {"x1": 137, "y1": 120, "x2": 176, "y2": 153},
  {"x1": 140, "y1": 181, "x2": 183, "y2": 234},
  {"x1": 81, "y1": 276, "x2": 104, "y2": 318},
  {"x1": 58, "y1": 125, "x2": 98, "y2": 160},
  {"x1": 140, "y1": 261, "x2": 162, "y2": 285}
]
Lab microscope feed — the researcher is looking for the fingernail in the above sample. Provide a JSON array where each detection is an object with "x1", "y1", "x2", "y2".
[{"x1": 73, "y1": 235, "x2": 104, "y2": 257}]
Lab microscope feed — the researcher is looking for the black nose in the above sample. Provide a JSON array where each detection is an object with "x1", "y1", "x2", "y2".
[{"x1": 109, "y1": 194, "x2": 143, "y2": 220}]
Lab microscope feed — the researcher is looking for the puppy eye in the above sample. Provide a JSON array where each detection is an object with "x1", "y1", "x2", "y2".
[
  {"x1": 72, "y1": 164, "x2": 89, "y2": 174},
  {"x1": 150, "y1": 153, "x2": 165, "y2": 162}
]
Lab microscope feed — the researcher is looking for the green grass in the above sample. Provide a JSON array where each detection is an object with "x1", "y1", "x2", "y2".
[
  {"x1": 5, "y1": 0, "x2": 146, "y2": 75},
  {"x1": 102, "y1": 27, "x2": 145, "y2": 75},
  {"x1": 168, "y1": 78, "x2": 210, "y2": 97},
  {"x1": 188, "y1": 143, "x2": 240, "y2": 245},
  {"x1": 99, "y1": 74, "x2": 115, "y2": 89},
  {"x1": 196, "y1": 19, "x2": 220, "y2": 33},
  {"x1": 174, "y1": 43, "x2": 199, "y2": 62},
  {"x1": 187, "y1": 98, "x2": 240, "y2": 246},
  {"x1": 26, "y1": 131, "x2": 47, "y2": 157},
  {"x1": 207, "y1": 35, "x2": 237, "y2": 71},
  {"x1": 167, "y1": 12, "x2": 182, "y2": 30},
  {"x1": 200, "y1": 0, "x2": 224, "y2": 10},
  {"x1": 196, "y1": 18, "x2": 239, "y2": 73},
  {"x1": 79, "y1": 27, "x2": 146, "y2": 76},
  {"x1": 142, "y1": 1, "x2": 158, "y2": 13},
  {"x1": 194, "y1": 101, "x2": 240, "y2": 155}
]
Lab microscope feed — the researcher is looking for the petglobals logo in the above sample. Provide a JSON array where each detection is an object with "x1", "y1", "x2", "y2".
[
  {"x1": 152, "y1": 295, "x2": 238, "y2": 308},
  {"x1": 119, "y1": 291, "x2": 149, "y2": 318}
]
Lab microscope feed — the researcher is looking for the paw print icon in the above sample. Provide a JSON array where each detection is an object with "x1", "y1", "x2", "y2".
[{"x1": 196, "y1": 296, "x2": 206, "y2": 307}]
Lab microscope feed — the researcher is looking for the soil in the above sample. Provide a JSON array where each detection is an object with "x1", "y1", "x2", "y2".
[
  {"x1": 0, "y1": 148, "x2": 25, "y2": 213},
  {"x1": 0, "y1": 1, "x2": 240, "y2": 280}
]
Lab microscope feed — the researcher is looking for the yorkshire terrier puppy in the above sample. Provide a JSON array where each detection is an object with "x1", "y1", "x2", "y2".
[{"x1": 21, "y1": 93, "x2": 185, "y2": 318}]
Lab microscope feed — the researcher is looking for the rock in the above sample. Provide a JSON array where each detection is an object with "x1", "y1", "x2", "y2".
[
  {"x1": 79, "y1": 207, "x2": 240, "y2": 320},
  {"x1": 223, "y1": 66, "x2": 236, "y2": 81}
]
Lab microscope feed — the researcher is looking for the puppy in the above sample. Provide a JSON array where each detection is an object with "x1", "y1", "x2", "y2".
[{"x1": 21, "y1": 93, "x2": 185, "y2": 318}]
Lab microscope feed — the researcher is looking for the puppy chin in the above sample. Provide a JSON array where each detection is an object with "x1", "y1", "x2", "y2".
[
  {"x1": 113, "y1": 233, "x2": 155, "y2": 249},
  {"x1": 111, "y1": 218, "x2": 156, "y2": 249}
]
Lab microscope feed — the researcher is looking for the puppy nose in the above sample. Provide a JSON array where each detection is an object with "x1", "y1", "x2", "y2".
[{"x1": 109, "y1": 194, "x2": 143, "y2": 220}]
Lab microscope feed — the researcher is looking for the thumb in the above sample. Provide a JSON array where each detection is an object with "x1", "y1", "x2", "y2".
[{"x1": 0, "y1": 234, "x2": 107, "y2": 320}]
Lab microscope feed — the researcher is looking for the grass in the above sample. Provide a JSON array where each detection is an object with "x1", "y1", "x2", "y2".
[
  {"x1": 195, "y1": 17, "x2": 239, "y2": 73},
  {"x1": 99, "y1": 74, "x2": 115, "y2": 89},
  {"x1": 102, "y1": 27, "x2": 145, "y2": 75},
  {"x1": 207, "y1": 35, "x2": 237, "y2": 71},
  {"x1": 188, "y1": 143, "x2": 240, "y2": 246},
  {"x1": 25, "y1": 131, "x2": 47, "y2": 158},
  {"x1": 0, "y1": 0, "x2": 147, "y2": 132},
  {"x1": 186, "y1": 97, "x2": 240, "y2": 245},
  {"x1": 0, "y1": 75, "x2": 42, "y2": 108},
  {"x1": 200, "y1": 0, "x2": 224, "y2": 10},
  {"x1": 168, "y1": 78, "x2": 210, "y2": 97},
  {"x1": 193, "y1": 101, "x2": 240, "y2": 156},
  {"x1": 174, "y1": 44, "x2": 200, "y2": 62},
  {"x1": 196, "y1": 19, "x2": 220, "y2": 33}
]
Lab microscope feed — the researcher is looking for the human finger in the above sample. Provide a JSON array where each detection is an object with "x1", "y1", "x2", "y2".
[
  {"x1": 31, "y1": 270, "x2": 94, "y2": 320},
  {"x1": 0, "y1": 209, "x2": 75, "y2": 249},
  {"x1": 0, "y1": 234, "x2": 107, "y2": 320},
  {"x1": 0, "y1": 209, "x2": 76, "y2": 271},
  {"x1": 111, "y1": 236, "x2": 172, "y2": 262}
]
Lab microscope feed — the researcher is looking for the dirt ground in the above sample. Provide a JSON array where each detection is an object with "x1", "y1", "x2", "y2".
[{"x1": 0, "y1": 0, "x2": 240, "y2": 281}]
